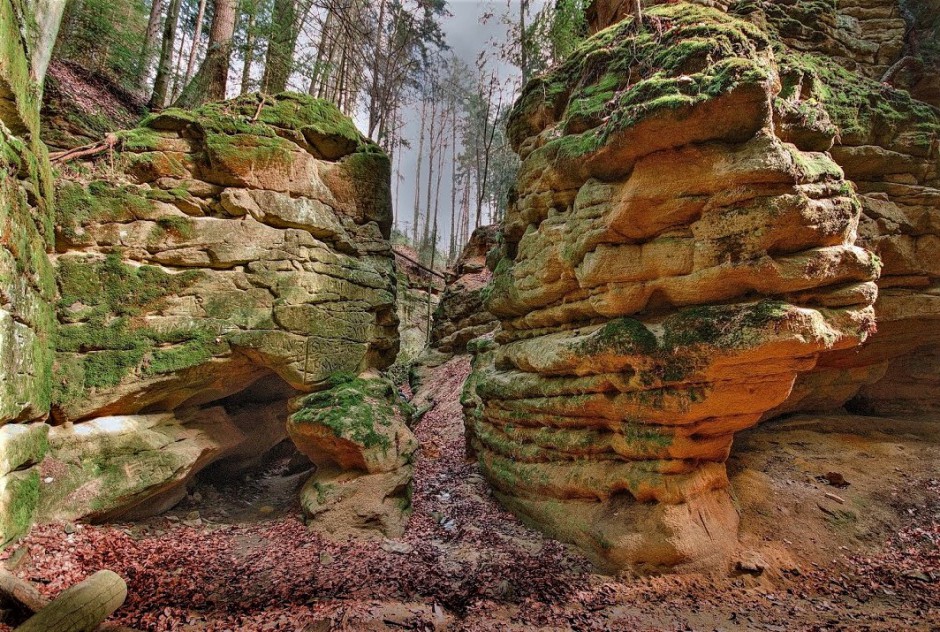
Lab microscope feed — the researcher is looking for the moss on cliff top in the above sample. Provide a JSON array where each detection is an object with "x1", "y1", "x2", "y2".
[
  {"x1": 727, "y1": 0, "x2": 940, "y2": 145},
  {"x1": 139, "y1": 92, "x2": 371, "y2": 157},
  {"x1": 508, "y1": 2, "x2": 773, "y2": 152},
  {"x1": 775, "y1": 50, "x2": 940, "y2": 147}
]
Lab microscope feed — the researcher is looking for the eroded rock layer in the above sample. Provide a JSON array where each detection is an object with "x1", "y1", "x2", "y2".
[
  {"x1": 430, "y1": 224, "x2": 500, "y2": 356},
  {"x1": 465, "y1": 3, "x2": 884, "y2": 570},
  {"x1": 749, "y1": 0, "x2": 940, "y2": 416},
  {"x1": 38, "y1": 93, "x2": 410, "y2": 530}
]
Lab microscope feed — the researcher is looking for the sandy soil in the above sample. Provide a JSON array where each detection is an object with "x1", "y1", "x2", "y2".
[{"x1": 1, "y1": 355, "x2": 936, "y2": 631}]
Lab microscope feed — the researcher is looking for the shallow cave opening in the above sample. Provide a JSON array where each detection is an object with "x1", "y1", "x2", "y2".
[{"x1": 131, "y1": 370, "x2": 317, "y2": 525}]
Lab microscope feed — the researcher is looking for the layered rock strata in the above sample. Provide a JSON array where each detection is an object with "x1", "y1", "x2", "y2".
[
  {"x1": 430, "y1": 224, "x2": 500, "y2": 356},
  {"x1": 465, "y1": 3, "x2": 882, "y2": 570},
  {"x1": 38, "y1": 93, "x2": 410, "y2": 530},
  {"x1": 0, "y1": 0, "x2": 64, "y2": 542},
  {"x1": 744, "y1": 0, "x2": 940, "y2": 416}
]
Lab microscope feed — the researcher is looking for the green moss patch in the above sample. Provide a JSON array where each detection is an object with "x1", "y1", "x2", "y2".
[
  {"x1": 52, "y1": 254, "x2": 219, "y2": 404},
  {"x1": 290, "y1": 373, "x2": 414, "y2": 452},
  {"x1": 56, "y1": 180, "x2": 152, "y2": 239},
  {"x1": 509, "y1": 3, "x2": 772, "y2": 154},
  {"x1": 140, "y1": 92, "x2": 371, "y2": 158}
]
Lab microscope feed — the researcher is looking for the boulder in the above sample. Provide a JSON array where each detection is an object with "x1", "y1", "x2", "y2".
[{"x1": 288, "y1": 374, "x2": 417, "y2": 537}]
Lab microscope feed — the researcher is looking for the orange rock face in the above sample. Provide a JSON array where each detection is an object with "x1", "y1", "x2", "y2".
[{"x1": 463, "y1": 3, "x2": 905, "y2": 571}]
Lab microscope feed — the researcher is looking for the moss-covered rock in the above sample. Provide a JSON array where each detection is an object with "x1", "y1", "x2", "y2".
[
  {"x1": 288, "y1": 373, "x2": 416, "y2": 474},
  {"x1": 469, "y1": 0, "x2": 889, "y2": 571},
  {"x1": 288, "y1": 373, "x2": 417, "y2": 538},
  {"x1": 0, "y1": 0, "x2": 58, "y2": 429},
  {"x1": 48, "y1": 92, "x2": 400, "y2": 424}
]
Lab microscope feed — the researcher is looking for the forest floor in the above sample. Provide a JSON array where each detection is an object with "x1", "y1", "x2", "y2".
[{"x1": 1, "y1": 355, "x2": 937, "y2": 631}]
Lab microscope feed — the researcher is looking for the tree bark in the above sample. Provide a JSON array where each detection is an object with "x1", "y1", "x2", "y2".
[
  {"x1": 239, "y1": 2, "x2": 257, "y2": 94},
  {"x1": 14, "y1": 570, "x2": 127, "y2": 632},
  {"x1": 366, "y1": 0, "x2": 388, "y2": 138},
  {"x1": 411, "y1": 98, "x2": 427, "y2": 244},
  {"x1": 422, "y1": 98, "x2": 439, "y2": 248},
  {"x1": 170, "y1": 18, "x2": 188, "y2": 101},
  {"x1": 137, "y1": 0, "x2": 166, "y2": 90},
  {"x1": 448, "y1": 105, "x2": 458, "y2": 262},
  {"x1": 261, "y1": 0, "x2": 298, "y2": 93},
  {"x1": 149, "y1": 0, "x2": 183, "y2": 108},
  {"x1": 174, "y1": 0, "x2": 237, "y2": 107},
  {"x1": 185, "y1": 0, "x2": 209, "y2": 82}
]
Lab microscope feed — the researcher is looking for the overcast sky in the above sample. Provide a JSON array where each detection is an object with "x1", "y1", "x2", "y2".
[{"x1": 377, "y1": 1, "x2": 539, "y2": 255}]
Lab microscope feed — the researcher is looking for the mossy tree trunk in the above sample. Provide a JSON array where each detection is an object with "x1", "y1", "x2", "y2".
[{"x1": 174, "y1": 0, "x2": 237, "y2": 108}]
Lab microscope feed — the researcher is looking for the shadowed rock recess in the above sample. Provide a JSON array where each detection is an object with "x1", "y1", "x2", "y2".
[
  {"x1": 464, "y1": 0, "x2": 938, "y2": 571},
  {"x1": 7, "y1": 91, "x2": 416, "y2": 535}
]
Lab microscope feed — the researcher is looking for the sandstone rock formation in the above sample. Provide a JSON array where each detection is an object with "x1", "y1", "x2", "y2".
[
  {"x1": 430, "y1": 224, "x2": 500, "y2": 356},
  {"x1": 465, "y1": 2, "x2": 888, "y2": 571},
  {"x1": 0, "y1": 0, "x2": 64, "y2": 543},
  {"x1": 34, "y1": 93, "x2": 411, "y2": 531},
  {"x1": 289, "y1": 373, "x2": 417, "y2": 537},
  {"x1": 746, "y1": 0, "x2": 940, "y2": 417}
]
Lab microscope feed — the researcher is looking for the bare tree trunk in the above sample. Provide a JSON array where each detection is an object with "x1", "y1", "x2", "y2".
[
  {"x1": 185, "y1": 0, "x2": 208, "y2": 82},
  {"x1": 519, "y1": 0, "x2": 528, "y2": 83},
  {"x1": 261, "y1": 0, "x2": 298, "y2": 93},
  {"x1": 315, "y1": 16, "x2": 338, "y2": 99},
  {"x1": 633, "y1": 0, "x2": 643, "y2": 26},
  {"x1": 170, "y1": 22, "x2": 187, "y2": 101},
  {"x1": 411, "y1": 98, "x2": 427, "y2": 244},
  {"x1": 462, "y1": 174, "x2": 471, "y2": 248},
  {"x1": 149, "y1": 0, "x2": 182, "y2": 108},
  {"x1": 239, "y1": 2, "x2": 256, "y2": 94},
  {"x1": 366, "y1": 0, "x2": 388, "y2": 138},
  {"x1": 426, "y1": 149, "x2": 443, "y2": 343},
  {"x1": 138, "y1": 0, "x2": 166, "y2": 90},
  {"x1": 307, "y1": 6, "x2": 335, "y2": 95},
  {"x1": 448, "y1": 105, "x2": 458, "y2": 262},
  {"x1": 422, "y1": 98, "x2": 439, "y2": 248},
  {"x1": 174, "y1": 0, "x2": 237, "y2": 107}
]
